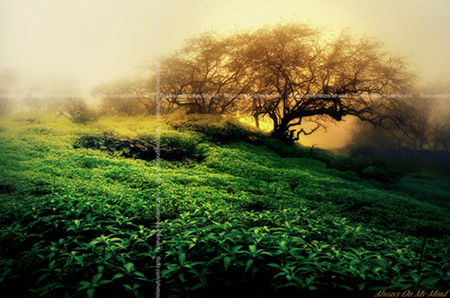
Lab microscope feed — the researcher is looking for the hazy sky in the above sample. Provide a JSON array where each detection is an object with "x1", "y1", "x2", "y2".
[
  {"x1": 1, "y1": 0, "x2": 449, "y2": 147},
  {"x1": 1, "y1": 0, "x2": 450, "y2": 91}
]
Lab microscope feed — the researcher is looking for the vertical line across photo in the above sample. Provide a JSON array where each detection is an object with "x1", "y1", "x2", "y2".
[{"x1": 155, "y1": 0, "x2": 162, "y2": 297}]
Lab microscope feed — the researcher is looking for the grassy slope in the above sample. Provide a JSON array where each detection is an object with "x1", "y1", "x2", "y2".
[{"x1": 0, "y1": 114, "x2": 449, "y2": 297}]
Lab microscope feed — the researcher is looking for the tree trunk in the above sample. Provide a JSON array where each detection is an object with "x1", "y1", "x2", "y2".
[
  {"x1": 271, "y1": 117, "x2": 293, "y2": 143},
  {"x1": 254, "y1": 114, "x2": 260, "y2": 129}
]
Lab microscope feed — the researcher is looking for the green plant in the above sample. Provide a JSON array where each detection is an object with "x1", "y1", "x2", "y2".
[
  {"x1": 1, "y1": 114, "x2": 449, "y2": 297},
  {"x1": 76, "y1": 265, "x2": 113, "y2": 298}
]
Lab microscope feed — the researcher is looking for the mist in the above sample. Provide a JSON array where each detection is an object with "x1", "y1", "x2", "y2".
[{"x1": 1, "y1": 0, "x2": 450, "y2": 148}]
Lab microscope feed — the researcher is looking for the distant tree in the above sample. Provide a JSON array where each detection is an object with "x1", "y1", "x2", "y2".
[
  {"x1": 433, "y1": 112, "x2": 450, "y2": 151},
  {"x1": 350, "y1": 96, "x2": 450, "y2": 152},
  {"x1": 349, "y1": 120, "x2": 410, "y2": 150},
  {"x1": 158, "y1": 31, "x2": 255, "y2": 114},
  {"x1": 92, "y1": 76, "x2": 151, "y2": 116},
  {"x1": 21, "y1": 90, "x2": 65, "y2": 114},
  {"x1": 58, "y1": 98, "x2": 100, "y2": 125},
  {"x1": 401, "y1": 97, "x2": 436, "y2": 150},
  {"x1": 0, "y1": 69, "x2": 21, "y2": 115},
  {"x1": 17, "y1": 73, "x2": 81, "y2": 114}
]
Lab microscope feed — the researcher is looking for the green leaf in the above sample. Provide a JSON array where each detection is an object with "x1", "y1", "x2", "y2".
[
  {"x1": 79, "y1": 281, "x2": 91, "y2": 287},
  {"x1": 187, "y1": 268, "x2": 199, "y2": 276},
  {"x1": 337, "y1": 285, "x2": 354, "y2": 290},
  {"x1": 412, "y1": 275, "x2": 421, "y2": 284},
  {"x1": 420, "y1": 277, "x2": 438, "y2": 286},
  {"x1": 92, "y1": 273, "x2": 102, "y2": 286},
  {"x1": 206, "y1": 256, "x2": 222, "y2": 266},
  {"x1": 179, "y1": 252, "x2": 186, "y2": 266},
  {"x1": 98, "y1": 280, "x2": 113, "y2": 286},
  {"x1": 37, "y1": 273, "x2": 50, "y2": 283},
  {"x1": 123, "y1": 284, "x2": 133, "y2": 291},
  {"x1": 89, "y1": 240, "x2": 100, "y2": 246},
  {"x1": 87, "y1": 288, "x2": 95, "y2": 298},
  {"x1": 305, "y1": 276, "x2": 315, "y2": 286},
  {"x1": 392, "y1": 266, "x2": 401, "y2": 275},
  {"x1": 112, "y1": 273, "x2": 125, "y2": 280},
  {"x1": 132, "y1": 282, "x2": 141, "y2": 290},
  {"x1": 124, "y1": 262, "x2": 134, "y2": 274},
  {"x1": 267, "y1": 263, "x2": 281, "y2": 269},
  {"x1": 245, "y1": 259, "x2": 254, "y2": 272},
  {"x1": 274, "y1": 272, "x2": 286, "y2": 278},
  {"x1": 358, "y1": 282, "x2": 367, "y2": 290},
  {"x1": 74, "y1": 256, "x2": 83, "y2": 266},
  {"x1": 223, "y1": 256, "x2": 232, "y2": 270},
  {"x1": 231, "y1": 245, "x2": 244, "y2": 254},
  {"x1": 48, "y1": 260, "x2": 56, "y2": 270},
  {"x1": 374, "y1": 267, "x2": 383, "y2": 275},
  {"x1": 134, "y1": 271, "x2": 148, "y2": 279}
]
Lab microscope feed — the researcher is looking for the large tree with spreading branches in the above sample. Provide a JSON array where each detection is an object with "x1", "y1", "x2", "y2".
[{"x1": 158, "y1": 22, "x2": 416, "y2": 142}]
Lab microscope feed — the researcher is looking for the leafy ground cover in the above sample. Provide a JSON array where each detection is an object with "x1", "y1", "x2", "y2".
[{"x1": 0, "y1": 114, "x2": 449, "y2": 297}]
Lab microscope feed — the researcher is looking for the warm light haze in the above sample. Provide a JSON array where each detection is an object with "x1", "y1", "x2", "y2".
[{"x1": 1, "y1": 0, "x2": 450, "y2": 147}]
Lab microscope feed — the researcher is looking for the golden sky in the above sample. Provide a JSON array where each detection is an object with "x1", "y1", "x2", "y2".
[
  {"x1": 1, "y1": 0, "x2": 450, "y2": 91},
  {"x1": 1, "y1": 0, "x2": 449, "y2": 147}
]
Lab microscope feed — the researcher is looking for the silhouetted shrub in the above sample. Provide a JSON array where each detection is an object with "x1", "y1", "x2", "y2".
[
  {"x1": 58, "y1": 98, "x2": 101, "y2": 125},
  {"x1": 361, "y1": 165, "x2": 402, "y2": 183}
]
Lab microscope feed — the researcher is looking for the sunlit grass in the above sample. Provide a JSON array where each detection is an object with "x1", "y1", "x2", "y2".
[{"x1": 0, "y1": 114, "x2": 449, "y2": 296}]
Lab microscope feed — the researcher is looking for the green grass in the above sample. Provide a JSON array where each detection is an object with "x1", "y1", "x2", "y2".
[{"x1": 0, "y1": 113, "x2": 449, "y2": 297}]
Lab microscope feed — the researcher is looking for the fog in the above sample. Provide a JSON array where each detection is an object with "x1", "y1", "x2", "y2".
[
  {"x1": 1, "y1": 0, "x2": 450, "y2": 148},
  {"x1": 0, "y1": 0, "x2": 157, "y2": 92}
]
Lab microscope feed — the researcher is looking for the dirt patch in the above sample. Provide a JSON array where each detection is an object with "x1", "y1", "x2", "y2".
[{"x1": 74, "y1": 136, "x2": 203, "y2": 162}]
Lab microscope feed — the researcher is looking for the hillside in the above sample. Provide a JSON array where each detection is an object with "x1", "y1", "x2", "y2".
[{"x1": 0, "y1": 114, "x2": 449, "y2": 297}]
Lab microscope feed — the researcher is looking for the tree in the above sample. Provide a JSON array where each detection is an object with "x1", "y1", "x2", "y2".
[
  {"x1": 158, "y1": 31, "x2": 255, "y2": 114},
  {"x1": 0, "y1": 69, "x2": 21, "y2": 115},
  {"x1": 92, "y1": 76, "x2": 154, "y2": 116},
  {"x1": 19, "y1": 72, "x2": 81, "y2": 115},
  {"x1": 58, "y1": 98, "x2": 100, "y2": 125},
  {"x1": 240, "y1": 22, "x2": 416, "y2": 142},
  {"x1": 157, "y1": 22, "x2": 416, "y2": 142},
  {"x1": 350, "y1": 96, "x2": 450, "y2": 152}
]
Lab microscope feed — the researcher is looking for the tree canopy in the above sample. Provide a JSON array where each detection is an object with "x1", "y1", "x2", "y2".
[
  {"x1": 158, "y1": 31, "x2": 255, "y2": 114},
  {"x1": 159, "y1": 21, "x2": 417, "y2": 142}
]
